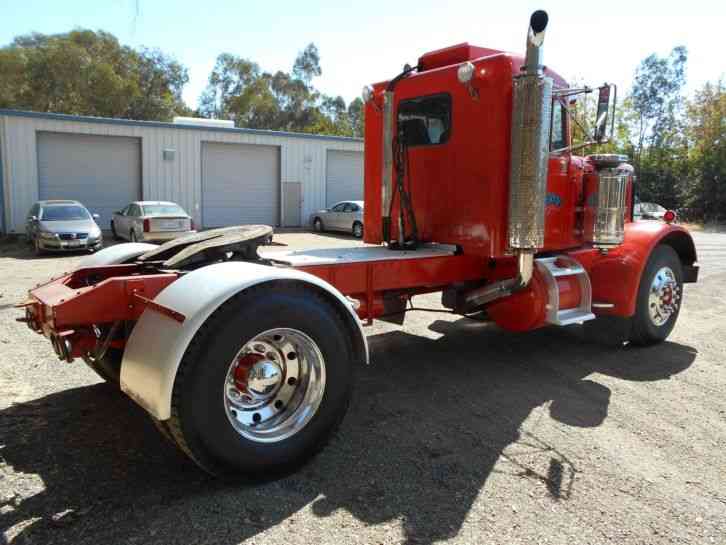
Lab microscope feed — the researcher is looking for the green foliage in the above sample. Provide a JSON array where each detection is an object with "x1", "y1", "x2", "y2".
[
  {"x1": 578, "y1": 46, "x2": 725, "y2": 222},
  {"x1": 0, "y1": 29, "x2": 189, "y2": 120},
  {"x1": 199, "y1": 44, "x2": 362, "y2": 137},
  {"x1": 682, "y1": 80, "x2": 726, "y2": 221}
]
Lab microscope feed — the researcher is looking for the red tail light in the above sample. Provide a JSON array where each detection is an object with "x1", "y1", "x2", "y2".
[
  {"x1": 143, "y1": 218, "x2": 150, "y2": 232},
  {"x1": 663, "y1": 210, "x2": 676, "y2": 223}
]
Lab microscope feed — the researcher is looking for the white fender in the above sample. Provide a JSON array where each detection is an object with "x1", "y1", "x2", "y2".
[
  {"x1": 119, "y1": 261, "x2": 369, "y2": 420},
  {"x1": 77, "y1": 243, "x2": 157, "y2": 268}
]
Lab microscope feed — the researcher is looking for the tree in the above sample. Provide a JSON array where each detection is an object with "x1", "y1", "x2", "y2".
[
  {"x1": 0, "y1": 29, "x2": 189, "y2": 120},
  {"x1": 683, "y1": 80, "x2": 726, "y2": 221},
  {"x1": 200, "y1": 43, "x2": 362, "y2": 137}
]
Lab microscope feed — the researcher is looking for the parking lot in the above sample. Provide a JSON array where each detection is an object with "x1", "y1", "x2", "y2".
[{"x1": 1, "y1": 230, "x2": 725, "y2": 545}]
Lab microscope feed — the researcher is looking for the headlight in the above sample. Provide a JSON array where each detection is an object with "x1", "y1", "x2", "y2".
[{"x1": 39, "y1": 231, "x2": 58, "y2": 240}]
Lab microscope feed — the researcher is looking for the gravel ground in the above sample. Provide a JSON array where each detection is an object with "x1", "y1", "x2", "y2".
[{"x1": 1, "y1": 230, "x2": 725, "y2": 545}]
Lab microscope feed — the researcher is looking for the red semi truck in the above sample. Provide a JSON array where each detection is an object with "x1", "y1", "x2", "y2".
[{"x1": 19, "y1": 11, "x2": 697, "y2": 477}]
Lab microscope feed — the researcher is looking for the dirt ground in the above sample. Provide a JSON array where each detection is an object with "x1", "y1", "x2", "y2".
[{"x1": 1, "y1": 230, "x2": 725, "y2": 545}]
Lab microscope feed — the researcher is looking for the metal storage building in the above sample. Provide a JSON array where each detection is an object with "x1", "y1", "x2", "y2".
[{"x1": 0, "y1": 109, "x2": 364, "y2": 234}]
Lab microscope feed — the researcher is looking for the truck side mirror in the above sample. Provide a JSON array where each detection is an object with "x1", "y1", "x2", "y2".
[{"x1": 593, "y1": 84, "x2": 614, "y2": 142}]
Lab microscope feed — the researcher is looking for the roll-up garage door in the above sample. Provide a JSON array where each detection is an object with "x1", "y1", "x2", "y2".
[
  {"x1": 202, "y1": 142, "x2": 280, "y2": 227},
  {"x1": 326, "y1": 150, "x2": 363, "y2": 207},
  {"x1": 37, "y1": 132, "x2": 142, "y2": 229}
]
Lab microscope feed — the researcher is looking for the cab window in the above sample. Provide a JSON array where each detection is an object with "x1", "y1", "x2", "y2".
[
  {"x1": 398, "y1": 93, "x2": 452, "y2": 146},
  {"x1": 331, "y1": 203, "x2": 347, "y2": 212},
  {"x1": 551, "y1": 101, "x2": 567, "y2": 151}
]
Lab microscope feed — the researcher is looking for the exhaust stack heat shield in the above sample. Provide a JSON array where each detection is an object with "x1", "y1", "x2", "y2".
[{"x1": 508, "y1": 74, "x2": 553, "y2": 250}]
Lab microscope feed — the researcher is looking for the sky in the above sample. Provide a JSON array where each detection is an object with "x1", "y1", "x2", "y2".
[{"x1": 1, "y1": 0, "x2": 724, "y2": 110}]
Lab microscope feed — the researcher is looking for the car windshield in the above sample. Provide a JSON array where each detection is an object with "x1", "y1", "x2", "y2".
[
  {"x1": 641, "y1": 203, "x2": 666, "y2": 213},
  {"x1": 41, "y1": 205, "x2": 90, "y2": 221},
  {"x1": 142, "y1": 204, "x2": 186, "y2": 215}
]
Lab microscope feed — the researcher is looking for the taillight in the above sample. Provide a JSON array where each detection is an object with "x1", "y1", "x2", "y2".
[
  {"x1": 143, "y1": 218, "x2": 150, "y2": 232},
  {"x1": 663, "y1": 210, "x2": 676, "y2": 223}
]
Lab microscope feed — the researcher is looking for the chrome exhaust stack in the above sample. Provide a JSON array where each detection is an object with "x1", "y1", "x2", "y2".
[
  {"x1": 507, "y1": 9, "x2": 552, "y2": 288},
  {"x1": 463, "y1": 10, "x2": 552, "y2": 309}
]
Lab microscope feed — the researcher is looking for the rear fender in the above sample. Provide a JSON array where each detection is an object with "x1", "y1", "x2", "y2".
[
  {"x1": 587, "y1": 222, "x2": 697, "y2": 317},
  {"x1": 77, "y1": 242, "x2": 156, "y2": 268},
  {"x1": 119, "y1": 261, "x2": 368, "y2": 420}
]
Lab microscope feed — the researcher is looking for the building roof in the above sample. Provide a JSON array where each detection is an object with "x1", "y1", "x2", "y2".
[{"x1": 0, "y1": 109, "x2": 363, "y2": 144}]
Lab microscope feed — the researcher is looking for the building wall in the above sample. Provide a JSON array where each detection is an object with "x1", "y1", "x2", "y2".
[{"x1": 0, "y1": 111, "x2": 363, "y2": 233}]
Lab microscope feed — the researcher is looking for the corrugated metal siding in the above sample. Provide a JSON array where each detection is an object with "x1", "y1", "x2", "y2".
[{"x1": 0, "y1": 113, "x2": 363, "y2": 233}]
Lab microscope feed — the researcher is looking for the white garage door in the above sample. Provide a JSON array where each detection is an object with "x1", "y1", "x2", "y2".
[
  {"x1": 326, "y1": 150, "x2": 364, "y2": 207},
  {"x1": 202, "y1": 142, "x2": 280, "y2": 228},
  {"x1": 37, "y1": 132, "x2": 142, "y2": 229}
]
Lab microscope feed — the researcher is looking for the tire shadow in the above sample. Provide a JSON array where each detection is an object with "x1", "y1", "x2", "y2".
[{"x1": 0, "y1": 320, "x2": 696, "y2": 545}]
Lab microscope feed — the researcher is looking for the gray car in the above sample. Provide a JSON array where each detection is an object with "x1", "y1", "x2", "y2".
[
  {"x1": 311, "y1": 200, "x2": 364, "y2": 238},
  {"x1": 111, "y1": 201, "x2": 195, "y2": 243},
  {"x1": 25, "y1": 200, "x2": 103, "y2": 254}
]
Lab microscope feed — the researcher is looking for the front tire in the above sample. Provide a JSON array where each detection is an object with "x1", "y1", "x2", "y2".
[
  {"x1": 313, "y1": 218, "x2": 324, "y2": 233},
  {"x1": 167, "y1": 283, "x2": 354, "y2": 478},
  {"x1": 629, "y1": 245, "x2": 683, "y2": 346}
]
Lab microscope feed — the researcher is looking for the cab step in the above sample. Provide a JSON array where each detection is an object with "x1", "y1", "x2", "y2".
[{"x1": 535, "y1": 256, "x2": 596, "y2": 326}]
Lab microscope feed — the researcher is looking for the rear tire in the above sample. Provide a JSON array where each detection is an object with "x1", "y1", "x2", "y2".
[
  {"x1": 352, "y1": 222, "x2": 363, "y2": 238},
  {"x1": 629, "y1": 245, "x2": 683, "y2": 346},
  {"x1": 167, "y1": 283, "x2": 354, "y2": 478}
]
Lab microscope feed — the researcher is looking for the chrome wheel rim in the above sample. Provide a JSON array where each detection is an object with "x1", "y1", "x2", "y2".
[
  {"x1": 648, "y1": 266, "x2": 680, "y2": 327},
  {"x1": 223, "y1": 328, "x2": 326, "y2": 443}
]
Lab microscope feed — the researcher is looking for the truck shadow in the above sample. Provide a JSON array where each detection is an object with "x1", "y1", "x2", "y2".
[{"x1": 0, "y1": 321, "x2": 696, "y2": 545}]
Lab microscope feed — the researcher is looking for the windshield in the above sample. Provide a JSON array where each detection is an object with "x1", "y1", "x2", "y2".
[
  {"x1": 41, "y1": 205, "x2": 90, "y2": 221},
  {"x1": 142, "y1": 204, "x2": 186, "y2": 215}
]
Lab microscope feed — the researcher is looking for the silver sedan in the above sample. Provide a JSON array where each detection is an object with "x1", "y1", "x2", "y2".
[
  {"x1": 111, "y1": 201, "x2": 195, "y2": 243},
  {"x1": 25, "y1": 200, "x2": 103, "y2": 255},
  {"x1": 310, "y1": 200, "x2": 364, "y2": 238}
]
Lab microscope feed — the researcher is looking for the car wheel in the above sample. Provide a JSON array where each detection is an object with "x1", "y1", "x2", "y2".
[
  {"x1": 313, "y1": 218, "x2": 324, "y2": 233},
  {"x1": 110, "y1": 221, "x2": 120, "y2": 241},
  {"x1": 352, "y1": 222, "x2": 363, "y2": 238},
  {"x1": 130, "y1": 230, "x2": 138, "y2": 243},
  {"x1": 629, "y1": 245, "x2": 683, "y2": 346},
  {"x1": 166, "y1": 283, "x2": 354, "y2": 478}
]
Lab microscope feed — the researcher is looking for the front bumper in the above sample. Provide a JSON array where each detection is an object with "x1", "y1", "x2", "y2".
[
  {"x1": 139, "y1": 230, "x2": 197, "y2": 243},
  {"x1": 37, "y1": 238, "x2": 103, "y2": 252}
]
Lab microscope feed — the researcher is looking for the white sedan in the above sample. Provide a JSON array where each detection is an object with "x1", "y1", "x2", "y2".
[{"x1": 111, "y1": 201, "x2": 195, "y2": 243}]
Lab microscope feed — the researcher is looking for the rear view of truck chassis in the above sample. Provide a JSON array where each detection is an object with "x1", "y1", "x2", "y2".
[{"x1": 18, "y1": 11, "x2": 698, "y2": 477}]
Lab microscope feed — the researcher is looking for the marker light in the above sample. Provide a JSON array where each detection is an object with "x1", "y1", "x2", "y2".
[
  {"x1": 457, "y1": 62, "x2": 475, "y2": 84},
  {"x1": 362, "y1": 85, "x2": 374, "y2": 103}
]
